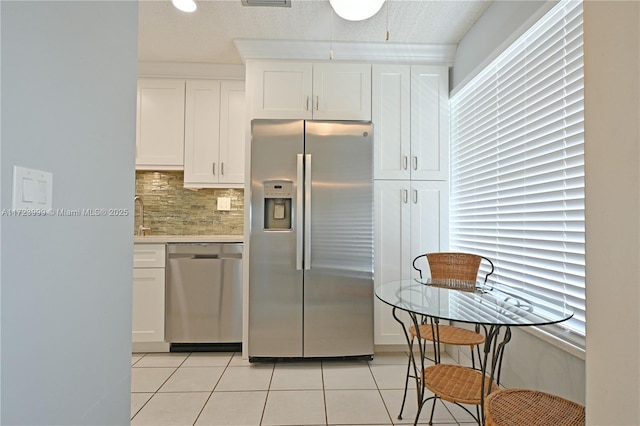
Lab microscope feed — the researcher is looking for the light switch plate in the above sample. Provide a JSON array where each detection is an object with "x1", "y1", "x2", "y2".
[
  {"x1": 217, "y1": 197, "x2": 231, "y2": 211},
  {"x1": 12, "y1": 166, "x2": 53, "y2": 210}
]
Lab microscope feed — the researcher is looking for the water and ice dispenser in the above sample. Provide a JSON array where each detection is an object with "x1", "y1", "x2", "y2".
[{"x1": 263, "y1": 181, "x2": 293, "y2": 230}]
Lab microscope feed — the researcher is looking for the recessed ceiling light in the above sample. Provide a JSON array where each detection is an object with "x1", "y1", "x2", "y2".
[{"x1": 172, "y1": 0, "x2": 197, "y2": 13}]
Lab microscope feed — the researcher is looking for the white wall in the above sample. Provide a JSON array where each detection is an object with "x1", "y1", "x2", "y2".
[
  {"x1": 584, "y1": 1, "x2": 640, "y2": 424},
  {"x1": 0, "y1": 2, "x2": 138, "y2": 424},
  {"x1": 451, "y1": 1, "x2": 557, "y2": 91}
]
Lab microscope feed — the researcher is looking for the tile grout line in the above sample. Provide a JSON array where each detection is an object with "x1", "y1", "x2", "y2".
[
  {"x1": 190, "y1": 351, "x2": 236, "y2": 426},
  {"x1": 130, "y1": 352, "x2": 190, "y2": 422},
  {"x1": 367, "y1": 361, "x2": 396, "y2": 426},
  {"x1": 320, "y1": 360, "x2": 329, "y2": 426},
  {"x1": 258, "y1": 359, "x2": 276, "y2": 426}
]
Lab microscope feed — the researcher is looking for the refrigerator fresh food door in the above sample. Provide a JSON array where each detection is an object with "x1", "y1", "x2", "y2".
[
  {"x1": 249, "y1": 119, "x2": 304, "y2": 358},
  {"x1": 303, "y1": 121, "x2": 374, "y2": 357}
]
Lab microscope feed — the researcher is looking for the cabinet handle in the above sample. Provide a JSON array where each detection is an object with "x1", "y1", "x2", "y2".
[
  {"x1": 413, "y1": 156, "x2": 418, "y2": 170},
  {"x1": 403, "y1": 189, "x2": 408, "y2": 204},
  {"x1": 212, "y1": 163, "x2": 216, "y2": 175},
  {"x1": 403, "y1": 155, "x2": 408, "y2": 170},
  {"x1": 413, "y1": 189, "x2": 418, "y2": 204},
  {"x1": 306, "y1": 96, "x2": 310, "y2": 111},
  {"x1": 221, "y1": 162, "x2": 224, "y2": 175},
  {"x1": 315, "y1": 96, "x2": 319, "y2": 111}
]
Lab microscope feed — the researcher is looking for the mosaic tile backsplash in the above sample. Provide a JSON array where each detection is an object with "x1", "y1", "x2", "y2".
[{"x1": 134, "y1": 171, "x2": 244, "y2": 236}]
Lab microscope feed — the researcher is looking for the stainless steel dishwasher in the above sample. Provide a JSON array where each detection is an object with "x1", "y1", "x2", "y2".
[{"x1": 165, "y1": 243, "x2": 243, "y2": 349}]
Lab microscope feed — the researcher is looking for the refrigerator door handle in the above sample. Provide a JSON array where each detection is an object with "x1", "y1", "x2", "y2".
[
  {"x1": 304, "y1": 154, "x2": 312, "y2": 270},
  {"x1": 296, "y1": 154, "x2": 304, "y2": 270}
]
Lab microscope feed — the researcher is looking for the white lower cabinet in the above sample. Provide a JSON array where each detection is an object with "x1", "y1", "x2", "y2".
[
  {"x1": 373, "y1": 180, "x2": 449, "y2": 345},
  {"x1": 132, "y1": 244, "x2": 166, "y2": 345}
]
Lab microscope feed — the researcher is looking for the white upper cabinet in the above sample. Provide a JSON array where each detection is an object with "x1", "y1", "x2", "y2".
[
  {"x1": 138, "y1": 79, "x2": 244, "y2": 188},
  {"x1": 311, "y1": 62, "x2": 371, "y2": 120},
  {"x1": 184, "y1": 80, "x2": 221, "y2": 185},
  {"x1": 411, "y1": 66, "x2": 449, "y2": 180},
  {"x1": 218, "y1": 81, "x2": 246, "y2": 185},
  {"x1": 136, "y1": 79, "x2": 185, "y2": 170},
  {"x1": 250, "y1": 61, "x2": 312, "y2": 119},
  {"x1": 372, "y1": 65, "x2": 411, "y2": 180},
  {"x1": 249, "y1": 60, "x2": 371, "y2": 121},
  {"x1": 372, "y1": 65, "x2": 449, "y2": 180}
]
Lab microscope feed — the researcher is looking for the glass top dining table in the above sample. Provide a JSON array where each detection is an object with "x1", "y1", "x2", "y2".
[
  {"x1": 375, "y1": 278, "x2": 574, "y2": 426},
  {"x1": 375, "y1": 278, "x2": 574, "y2": 328}
]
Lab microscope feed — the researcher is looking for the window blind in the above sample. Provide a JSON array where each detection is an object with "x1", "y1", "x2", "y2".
[{"x1": 449, "y1": 0, "x2": 585, "y2": 347}]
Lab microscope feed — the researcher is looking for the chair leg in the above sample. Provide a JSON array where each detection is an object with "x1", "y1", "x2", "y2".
[
  {"x1": 470, "y1": 345, "x2": 477, "y2": 369},
  {"x1": 427, "y1": 395, "x2": 438, "y2": 425},
  {"x1": 398, "y1": 337, "x2": 415, "y2": 420},
  {"x1": 475, "y1": 343, "x2": 483, "y2": 371}
]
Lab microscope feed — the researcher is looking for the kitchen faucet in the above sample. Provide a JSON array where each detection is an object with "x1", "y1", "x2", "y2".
[{"x1": 134, "y1": 195, "x2": 151, "y2": 236}]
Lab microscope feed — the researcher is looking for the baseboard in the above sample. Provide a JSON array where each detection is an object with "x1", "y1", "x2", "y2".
[{"x1": 132, "y1": 341, "x2": 170, "y2": 353}]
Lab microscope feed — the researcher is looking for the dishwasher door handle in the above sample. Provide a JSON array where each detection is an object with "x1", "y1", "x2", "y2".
[{"x1": 190, "y1": 254, "x2": 220, "y2": 259}]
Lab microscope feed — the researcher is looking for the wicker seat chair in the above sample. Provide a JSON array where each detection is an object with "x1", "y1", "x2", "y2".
[
  {"x1": 484, "y1": 388, "x2": 585, "y2": 426},
  {"x1": 397, "y1": 252, "x2": 494, "y2": 420},
  {"x1": 410, "y1": 252, "x2": 494, "y2": 366}
]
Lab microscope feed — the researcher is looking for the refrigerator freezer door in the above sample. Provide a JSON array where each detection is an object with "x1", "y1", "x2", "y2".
[
  {"x1": 249, "y1": 120, "x2": 304, "y2": 357},
  {"x1": 303, "y1": 121, "x2": 375, "y2": 357}
]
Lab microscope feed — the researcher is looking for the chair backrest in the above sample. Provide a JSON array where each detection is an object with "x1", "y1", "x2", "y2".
[{"x1": 412, "y1": 252, "x2": 495, "y2": 283}]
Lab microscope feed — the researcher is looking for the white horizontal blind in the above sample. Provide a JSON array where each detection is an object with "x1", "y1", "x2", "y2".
[{"x1": 449, "y1": 0, "x2": 585, "y2": 347}]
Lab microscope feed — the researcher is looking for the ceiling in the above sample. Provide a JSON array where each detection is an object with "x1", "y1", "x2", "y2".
[{"x1": 138, "y1": 0, "x2": 492, "y2": 65}]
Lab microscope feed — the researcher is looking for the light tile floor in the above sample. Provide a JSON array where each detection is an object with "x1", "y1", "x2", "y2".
[{"x1": 131, "y1": 351, "x2": 478, "y2": 425}]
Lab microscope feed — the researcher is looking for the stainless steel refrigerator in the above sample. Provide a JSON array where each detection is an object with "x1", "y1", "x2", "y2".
[{"x1": 248, "y1": 119, "x2": 374, "y2": 360}]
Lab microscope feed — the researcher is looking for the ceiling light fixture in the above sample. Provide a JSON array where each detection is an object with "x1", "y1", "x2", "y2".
[
  {"x1": 329, "y1": 0, "x2": 385, "y2": 21},
  {"x1": 172, "y1": 0, "x2": 197, "y2": 13}
]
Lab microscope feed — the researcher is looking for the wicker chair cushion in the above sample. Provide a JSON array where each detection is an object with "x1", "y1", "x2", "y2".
[
  {"x1": 484, "y1": 388, "x2": 585, "y2": 426},
  {"x1": 423, "y1": 364, "x2": 499, "y2": 405},
  {"x1": 409, "y1": 323, "x2": 485, "y2": 346}
]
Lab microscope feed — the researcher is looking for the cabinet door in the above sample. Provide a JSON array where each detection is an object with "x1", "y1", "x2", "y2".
[
  {"x1": 410, "y1": 66, "x2": 449, "y2": 180},
  {"x1": 250, "y1": 61, "x2": 312, "y2": 119},
  {"x1": 136, "y1": 79, "x2": 185, "y2": 170},
  {"x1": 219, "y1": 81, "x2": 246, "y2": 185},
  {"x1": 184, "y1": 80, "x2": 221, "y2": 186},
  {"x1": 372, "y1": 64, "x2": 411, "y2": 180},
  {"x1": 373, "y1": 180, "x2": 412, "y2": 345},
  {"x1": 132, "y1": 268, "x2": 165, "y2": 343},
  {"x1": 312, "y1": 62, "x2": 372, "y2": 121},
  {"x1": 409, "y1": 180, "x2": 449, "y2": 280}
]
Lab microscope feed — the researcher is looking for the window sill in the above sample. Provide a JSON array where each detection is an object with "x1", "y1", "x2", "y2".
[{"x1": 520, "y1": 325, "x2": 585, "y2": 361}]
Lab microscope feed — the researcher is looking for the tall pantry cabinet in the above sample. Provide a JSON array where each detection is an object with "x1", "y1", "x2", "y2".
[{"x1": 372, "y1": 64, "x2": 450, "y2": 345}]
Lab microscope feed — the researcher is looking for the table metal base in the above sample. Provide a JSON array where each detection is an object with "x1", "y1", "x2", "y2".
[{"x1": 392, "y1": 306, "x2": 512, "y2": 426}]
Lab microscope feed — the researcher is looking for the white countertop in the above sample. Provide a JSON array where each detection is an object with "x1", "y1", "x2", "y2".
[{"x1": 134, "y1": 235, "x2": 243, "y2": 244}]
